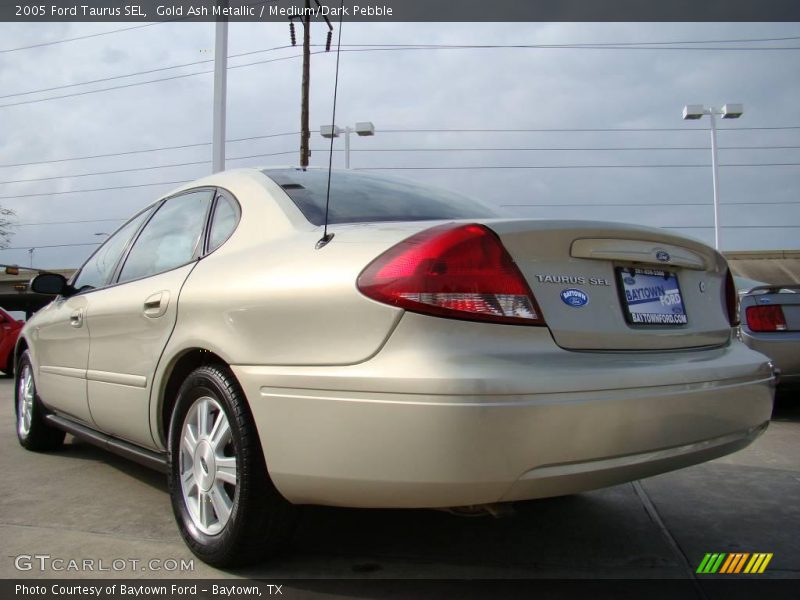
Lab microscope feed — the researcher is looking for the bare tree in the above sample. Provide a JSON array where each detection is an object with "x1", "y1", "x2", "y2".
[{"x1": 0, "y1": 206, "x2": 16, "y2": 249}]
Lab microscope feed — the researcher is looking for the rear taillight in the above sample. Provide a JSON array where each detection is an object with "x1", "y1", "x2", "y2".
[
  {"x1": 357, "y1": 223, "x2": 545, "y2": 326},
  {"x1": 746, "y1": 305, "x2": 787, "y2": 332},
  {"x1": 724, "y1": 269, "x2": 739, "y2": 327}
]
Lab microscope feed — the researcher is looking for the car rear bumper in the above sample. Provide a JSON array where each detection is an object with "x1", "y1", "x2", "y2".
[
  {"x1": 741, "y1": 332, "x2": 800, "y2": 387},
  {"x1": 233, "y1": 315, "x2": 775, "y2": 508}
]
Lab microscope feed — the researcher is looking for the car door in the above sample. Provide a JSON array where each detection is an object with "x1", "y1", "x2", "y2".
[
  {"x1": 85, "y1": 189, "x2": 214, "y2": 448},
  {"x1": 30, "y1": 209, "x2": 153, "y2": 424}
]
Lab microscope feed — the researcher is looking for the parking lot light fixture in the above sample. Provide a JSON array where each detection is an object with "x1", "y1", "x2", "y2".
[
  {"x1": 682, "y1": 104, "x2": 744, "y2": 250},
  {"x1": 320, "y1": 121, "x2": 376, "y2": 168}
]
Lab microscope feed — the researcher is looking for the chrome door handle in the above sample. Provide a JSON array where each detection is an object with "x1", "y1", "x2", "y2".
[
  {"x1": 143, "y1": 291, "x2": 169, "y2": 318},
  {"x1": 69, "y1": 309, "x2": 84, "y2": 328}
]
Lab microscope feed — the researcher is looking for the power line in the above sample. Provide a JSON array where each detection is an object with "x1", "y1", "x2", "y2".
[
  {"x1": 334, "y1": 43, "x2": 800, "y2": 52},
  {"x1": 8, "y1": 40, "x2": 800, "y2": 110},
  {"x1": 0, "y1": 149, "x2": 298, "y2": 185},
  {"x1": 0, "y1": 180, "x2": 190, "y2": 201},
  {"x1": 316, "y1": 145, "x2": 800, "y2": 152},
  {"x1": 12, "y1": 218, "x2": 126, "y2": 227},
  {"x1": 3, "y1": 127, "x2": 798, "y2": 170},
  {"x1": 5, "y1": 30, "x2": 798, "y2": 57},
  {"x1": 0, "y1": 23, "x2": 161, "y2": 54},
  {"x1": 0, "y1": 50, "x2": 325, "y2": 110},
  {"x1": 2, "y1": 163, "x2": 798, "y2": 199},
  {"x1": 1, "y1": 242, "x2": 100, "y2": 250},
  {"x1": 334, "y1": 35, "x2": 800, "y2": 48},
  {"x1": 355, "y1": 162, "x2": 800, "y2": 171},
  {"x1": 10, "y1": 35, "x2": 800, "y2": 100},
  {"x1": 0, "y1": 43, "x2": 296, "y2": 101},
  {"x1": 378, "y1": 126, "x2": 800, "y2": 133},
  {"x1": 0, "y1": 131, "x2": 298, "y2": 168},
  {"x1": 7, "y1": 37, "x2": 800, "y2": 101},
  {"x1": 5, "y1": 145, "x2": 800, "y2": 186}
]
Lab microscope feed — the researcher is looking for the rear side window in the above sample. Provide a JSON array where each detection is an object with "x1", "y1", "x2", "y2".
[
  {"x1": 72, "y1": 209, "x2": 152, "y2": 292},
  {"x1": 118, "y1": 190, "x2": 213, "y2": 283},
  {"x1": 207, "y1": 193, "x2": 239, "y2": 252},
  {"x1": 262, "y1": 169, "x2": 497, "y2": 225}
]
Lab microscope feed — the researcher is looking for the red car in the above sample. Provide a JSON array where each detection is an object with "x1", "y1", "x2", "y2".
[{"x1": 0, "y1": 307, "x2": 23, "y2": 376}]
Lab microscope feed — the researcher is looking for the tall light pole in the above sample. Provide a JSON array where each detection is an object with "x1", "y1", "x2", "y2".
[
  {"x1": 212, "y1": 14, "x2": 228, "y2": 173},
  {"x1": 320, "y1": 122, "x2": 376, "y2": 168},
  {"x1": 682, "y1": 103, "x2": 744, "y2": 250}
]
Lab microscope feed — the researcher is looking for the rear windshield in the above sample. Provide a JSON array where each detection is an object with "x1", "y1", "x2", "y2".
[{"x1": 261, "y1": 168, "x2": 497, "y2": 226}]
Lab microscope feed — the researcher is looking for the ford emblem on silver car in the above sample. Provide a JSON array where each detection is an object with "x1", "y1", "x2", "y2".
[{"x1": 656, "y1": 250, "x2": 671, "y2": 262}]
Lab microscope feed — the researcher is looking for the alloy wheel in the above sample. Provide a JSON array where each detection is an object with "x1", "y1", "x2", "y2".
[
  {"x1": 17, "y1": 364, "x2": 34, "y2": 438},
  {"x1": 179, "y1": 396, "x2": 238, "y2": 535}
]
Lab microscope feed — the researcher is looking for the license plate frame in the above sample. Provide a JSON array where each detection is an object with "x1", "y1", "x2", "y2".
[{"x1": 616, "y1": 267, "x2": 688, "y2": 326}]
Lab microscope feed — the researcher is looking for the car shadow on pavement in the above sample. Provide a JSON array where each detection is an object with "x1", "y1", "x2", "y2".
[
  {"x1": 772, "y1": 391, "x2": 799, "y2": 422},
  {"x1": 229, "y1": 484, "x2": 685, "y2": 581},
  {"x1": 60, "y1": 436, "x2": 169, "y2": 492}
]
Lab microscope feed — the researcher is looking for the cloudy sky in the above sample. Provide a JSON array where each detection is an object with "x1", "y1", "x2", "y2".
[{"x1": 0, "y1": 20, "x2": 798, "y2": 270}]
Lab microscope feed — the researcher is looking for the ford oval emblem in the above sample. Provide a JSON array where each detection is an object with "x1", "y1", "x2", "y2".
[
  {"x1": 656, "y1": 250, "x2": 671, "y2": 263},
  {"x1": 560, "y1": 288, "x2": 589, "y2": 307},
  {"x1": 623, "y1": 276, "x2": 636, "y2": 285}
]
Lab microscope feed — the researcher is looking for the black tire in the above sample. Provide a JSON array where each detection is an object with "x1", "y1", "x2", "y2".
[
  {"x1": 15, "y1": 350, "x2": 65, "y2": 451},
  {"x1": 167, "y1": 364, "x2": 296, "y2": 567}
]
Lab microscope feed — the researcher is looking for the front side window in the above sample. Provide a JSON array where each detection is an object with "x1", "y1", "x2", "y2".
[
  {"x1": 118, "y1": 190, "x2": 213, "y2": 283},
  {"x1": 72, "y1": 209, "x2": 152, "y2": 292}
]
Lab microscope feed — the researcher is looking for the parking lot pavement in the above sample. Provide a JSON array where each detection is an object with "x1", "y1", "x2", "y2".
[{"x1": 0, "y1": 379, "x2": 798, "y2": 587}]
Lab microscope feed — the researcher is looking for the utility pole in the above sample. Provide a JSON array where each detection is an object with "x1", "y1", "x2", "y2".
[
  {"x1": 212, "y1": 5, "x2": 229, "y2": 173},
  {"x1": 300, "y1": 0, "x2": 311, "y2": 168},
  {"x1": 291, "y1": 2, "x2": 332, "y2": 169}
]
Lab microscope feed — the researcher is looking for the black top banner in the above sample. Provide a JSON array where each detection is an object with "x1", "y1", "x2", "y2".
[{"x1": 6, "y1": 0, "x2": 800, "y2": 22}]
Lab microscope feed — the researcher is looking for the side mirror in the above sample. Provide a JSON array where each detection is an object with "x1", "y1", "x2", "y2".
[{"x1": 31, "y1": 273, "x2": 69, "y2": 295}]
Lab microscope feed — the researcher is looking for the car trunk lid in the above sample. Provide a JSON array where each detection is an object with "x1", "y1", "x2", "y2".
[{"x1": 485, "y1": 219, "x2": 732, "y2": 351}]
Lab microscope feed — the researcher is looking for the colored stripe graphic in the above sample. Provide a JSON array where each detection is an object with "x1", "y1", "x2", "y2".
[
  {"x1": 744, "y1": 553, "x2": 774, "y2": 574},
  {"x1": 698, "y1": 552, "x2": 773, "y2": 574},
  {"x1": 697, "y1": 553, "x2": 727, "y2": 574},
  {"x1": 733, "y1": 553, "x2": 750, "y2": 573},
  {"x1": 696, "y1": 553, "x2": 714, "y2": 573},
  {"x1": 719, "y1": 554, "x2": 736, "y2": 574}
]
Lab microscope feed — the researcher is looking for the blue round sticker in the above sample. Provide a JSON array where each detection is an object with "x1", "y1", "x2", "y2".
[{"x1": 560, "y1": 288, "x2": 589, "y2": 307}]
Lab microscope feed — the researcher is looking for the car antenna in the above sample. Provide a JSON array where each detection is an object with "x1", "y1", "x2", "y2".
[{"x1": 316, "y1": 0, "x2": 344, "y2": 250}]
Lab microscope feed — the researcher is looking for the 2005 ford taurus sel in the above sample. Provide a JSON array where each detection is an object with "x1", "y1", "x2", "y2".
[{"x1": 14, "y1": 168, "x2": 775, "y2": 566}]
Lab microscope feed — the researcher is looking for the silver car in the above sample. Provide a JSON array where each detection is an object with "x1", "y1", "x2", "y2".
[
  {"x1": 15, "y1": 168, "x2": 775, "y2": 567},
  {"x1": 737, "y1": 277, "x2": 800, "y2": 390}
]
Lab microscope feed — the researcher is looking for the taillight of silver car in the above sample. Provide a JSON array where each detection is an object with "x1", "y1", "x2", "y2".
[
  {"x1": 357, "y1": 223, "x2": 545, "y2": 326},
  {"x1": 725, "y1": 270, "x2": 740, "y2": 327},
  {"x1": 746, "y1": 305, "x2": 788, "y2": 332}
]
